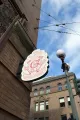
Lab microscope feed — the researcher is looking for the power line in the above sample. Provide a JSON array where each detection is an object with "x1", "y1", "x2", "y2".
[
  {"x1": 33, "y1": 4, "x2": 80, "y2": 37},
  {"x1": 32, "y1": 4, "x2": 60, "y2": 22},
  {"x1": 34, "y1": 23, "x2": 60, "y2": 29},
  {"x1": 36, "y1": 18, "x2": 80, "y2": 25},
  {"x1": 35, "y1": 24, "x2": 80, "y2": 37},
  {"x1": 60, "y1": 26, "x2": 80, "y2": 36},
  {"x1": 36, "y1": 18, "x2": 53, "y2": 24},
  {"x1": 39, "y1": 28, "x2": 79, "y2": 36}
]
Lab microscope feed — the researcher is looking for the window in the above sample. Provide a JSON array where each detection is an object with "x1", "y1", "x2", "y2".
[
  {"x1": 39, "y1": 118, "x2": 44, "y2": 120},
  {"x1": 34, "y1": 89, "x2": 38, "y2": 96},
  {"x1": 70, "y1": 113, "x2": 73, "y2": 119},
  {"x1": 61, "y1": 115, "x2": 67, "y2": 120},
  {"x1": 67, "y1": 96, "x2": 71, "y2": 106},
  {"x1": 0, "y1": 0, "x2": 3, "y2": 5},
  {"x1": 58, "y1": 83, "x2": 62, "y2": 91},
  {"x1": 39, "y1": 117, "x2": 49, "y2": 120},
  {"x1": 34, "y1": 118, "x2": 38, "y2": 120},
  {"x1": 65, "y1": 82, "x2": 68, "y2": 89},
  {"x1": 46, "y1": 86, "x2": 50, "y2": 94},
  {"x1": 40, "y1": 101, "x2": 45, "y2": 111},
  {"x1": 45, "y1": 101, "x2": 49, "y2": 110},
  {"x1": 45, "y1": 117, "x2": 49, "y2": 120},
  {"x1": 59, "y1": 98, "x2": 65, "y2": 107},
  {"x1": 40, "y1": 87, "x2": 44, "y2": 95},
  {"x1": 35, "y1": 103, "x2": 38, "y2": 111}
]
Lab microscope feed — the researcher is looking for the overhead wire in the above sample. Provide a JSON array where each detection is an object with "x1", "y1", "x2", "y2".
[
  {"x1": 36, "y1": 18, "x2": 80, "y2": 25},
  {"x1": 33, "y1": 4, "x2": 80, "y2": 36},
  {"x1": 35, "y1": 24, "x2": 80, "y2": 37},
  {"x1": 32, "y1": 4, "x2": 59, "y2": 22},
  {"x1": 60, "y1": 26, "x2": 80, "y2": 36},
  {"x1": 39, "y1": 28, "x2": 78, "y2": 36}
]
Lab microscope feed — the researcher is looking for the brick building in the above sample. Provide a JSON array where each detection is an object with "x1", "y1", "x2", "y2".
[
  {"x1": 0, "y1": 0, "x2": 41, "y2": 120},
  {"x1": 30, "y1": 73, "x2": 80, "y2": 120}
]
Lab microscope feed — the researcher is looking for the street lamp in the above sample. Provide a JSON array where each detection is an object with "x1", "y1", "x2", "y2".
[{"x1": 56, "y1": 49, "x2": 79, "y2": 120}]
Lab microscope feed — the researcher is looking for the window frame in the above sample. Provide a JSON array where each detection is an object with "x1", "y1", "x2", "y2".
[
  {"x1": 58, "y1": 83, "x2": 62, "y2": 91},
  {"x1": 59, "y1": 97, "x2": 65, "y2": 107},
  {"x1": 61, "y1": 114, "x2": 67, "y2": 120},
  {"x1": 35, "y1": 102, "x2": 39, "y2": 111},
  {"x1": 40, "y1": 101, "x2": 45, "y2": 111},
  {"x1": 65, "y1": 82, "x2": 68, "y2": 89},
  {"x1": 46, "y1": 86, "x2": 50, "y2": 94},
  {"x1": 70, "y1": 113, "x2": 73, "y2": 119},
  {"x1": 40, "y1": 87, "x2": 44, "y2": 95},
  {"x1": 34, "y1": 89, "x2": 38, "y2": 96},
  {"x1": 0, "y1": 0, "x2": 3, "y2": 5},
  {"x1": 67, "y1": 96, "x2": 71, "y2": 106},
  {"x1": 45, "y1": 117, "x2": 49, "y2": 120},
  {"x1": 39, "y1": 118, "x2": 44, "y2": 120},
  {"x1": 34, "y1": 118, "x2": 38, "y2": 120},
  {"x1": 45, "y1": 101, "x2": 49, "y2": 110}
]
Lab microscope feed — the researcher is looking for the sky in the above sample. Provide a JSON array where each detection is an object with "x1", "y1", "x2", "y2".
[{"x1": 37, "y1": 0, "x2": 80, "y2": 78}]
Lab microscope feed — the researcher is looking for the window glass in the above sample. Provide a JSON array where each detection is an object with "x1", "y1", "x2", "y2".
[
  {"x1": 45, "y1": 117, "x2": 49, "y2": 120},
  {"x1": 0, "y1": 0, "x2": 3, "y2": 5},
  {"x1": 58, "y1": 83, "x2": 62, "y2": 91},
  {"x1": 39, "y1": 118, "x2": 44, "y2": 120},
  {"x1": 40, "y1": 102, "x2": 44, "y2": 111},
  {"x1": 40, "y1": 87, "x2": 44, "y2": 95},
  {"x1": 61, "y1": 115, "x2": 67, "y2": 120},
  {"x1": 34, "y1": 89, "x2": 38, "y2": 96},
  {"x1": 65, "y1": 82, "x2": 68, "y2": 89},
  {"x1": 34, "y1": 118, "x2": 38, "y2": 120},
  {"x1": 46, "y1": 86, "x2": 50, "y2": 94},
  {"x1": 45, "y1": 101, "x2": 49, "y2": 110},
  {"x1": 35, "y1": 103, "x2": 38, "y2": 111},
  {"x1": 70, "y1": 113, "x2": 73, "y2": 119},
  {"x1": 59, "y1": 98, "x2": 65, "y2": 107},
  {"x1": 67, "y1": 96, "x2": 71, "y2": 106}
]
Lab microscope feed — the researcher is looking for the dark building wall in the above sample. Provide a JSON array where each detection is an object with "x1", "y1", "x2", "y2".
[
  {"x1": 0, "y1": 0, "x2": 16, "y2": 37},
  {"x1": 0, "y1": 0, "x2": 41, "y2": 119},
  {"x1": 0, "y1": 108, "x2": 22, "y2": 120},
  {"x1": 0, "y1": 37, "x2": 31, "y2": 119},
  {"x1": 14, "y1": 0, "x2": 42, "y2": 46}
]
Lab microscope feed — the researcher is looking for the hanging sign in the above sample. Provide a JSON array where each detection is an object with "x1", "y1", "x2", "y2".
[{"x1": 21, "y1": 49, "x2": 49, "y2": 81}]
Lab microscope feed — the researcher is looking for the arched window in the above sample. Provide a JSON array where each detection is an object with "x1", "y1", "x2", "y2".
[
  {"x1": 40, "y1": 87, "x2": 44, "y2": 95},
  {"x1": 34, "y1": 89, "x2": 38, "y2": 96},
  {"x1": 65, "y1": 82, "x2": 68, "y2": 89},
  {"x1": 58, "y1": 83, "x2": 62, "y2": 91},
  {"x1": 46, "y1": 86, "x2": 50, "y2": 94}
]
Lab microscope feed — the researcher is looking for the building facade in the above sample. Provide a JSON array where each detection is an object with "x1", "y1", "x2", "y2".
[
  {"x1": 30, "y1": 73, "x2": 80, "y2": 120},
  {"x1": 0, "y1": 0, "x2": 41, "y2": 120}
]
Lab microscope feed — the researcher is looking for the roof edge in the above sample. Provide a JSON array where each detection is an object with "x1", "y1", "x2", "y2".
[{"x1": 33, "y1": 72, "x2": 75, "y2": 86}]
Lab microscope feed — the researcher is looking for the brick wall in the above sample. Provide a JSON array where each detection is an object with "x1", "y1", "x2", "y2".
[
  {"x1": 30, "y1": 75, "x2": 80, "y2": 120},
  {"x1": 0, "y1": 40, "x2": 21, "y2": 75},
  {"x1": 14, "y1": 0, "x2": 41, "y2": 46},
  {"x1": 31, "y1": 75, "x2": 74, "y2": 97},
  {"x1": 0, "y1": 38, "x2": 31, "y2": 120},
  {"x1": 0, "y1": 64, "x2": 30, "y2": 119},
  {"x1": 0, "y1": 108, "x2": 22, "y2": 120}
]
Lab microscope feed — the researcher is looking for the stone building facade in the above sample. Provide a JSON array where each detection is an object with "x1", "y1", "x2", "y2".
[
  {"x1": 0, "y1": 0, "x2": 41, "y2": 120},
  {"x1": 30, "y1": 73, "x2": 80, "y2": 120}
]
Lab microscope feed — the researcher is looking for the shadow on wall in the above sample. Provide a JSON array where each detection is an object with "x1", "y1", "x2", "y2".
[{"x1": 29, "y1": 108, "x2": 69, "y2": 120}]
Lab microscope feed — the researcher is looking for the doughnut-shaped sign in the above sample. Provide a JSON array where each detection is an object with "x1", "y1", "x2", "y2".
[{"x1": 21, "y1": 49, "x2": 49, "y2": 81}]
